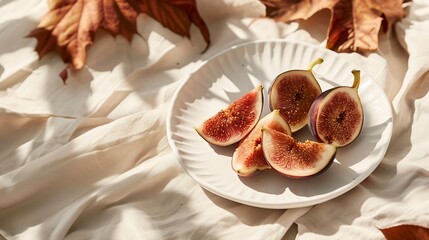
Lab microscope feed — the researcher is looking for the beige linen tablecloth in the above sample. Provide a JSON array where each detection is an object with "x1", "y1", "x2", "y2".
[{"x1": 0, "y1": 0, "x2": 428, "y2": 239}]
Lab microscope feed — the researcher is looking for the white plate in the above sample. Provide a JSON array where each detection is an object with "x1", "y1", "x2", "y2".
[{"x1": 166, "y1": 40, "x2": 393, "y2": 209}]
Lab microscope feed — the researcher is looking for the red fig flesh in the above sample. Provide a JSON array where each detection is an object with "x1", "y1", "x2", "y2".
[
  {"x1": 232, "y1": 110, "x2": 292, "y2": 177},
  {"x1": 308, "y1": 70, "x2": 364, "y2": 147},
  {"x1": 261, "y1": 128, "x2": 337, "y2": 179},
  {"x1": 195, "y1": 85, "x2": 264, "y2": 146},
  {"x1": 269, "y1": 58, "x2": 323, "y2": 132}
]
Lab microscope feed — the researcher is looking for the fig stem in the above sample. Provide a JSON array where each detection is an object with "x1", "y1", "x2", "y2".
[
  {"x1": 308, "y1": 58, "x2": 324, "y2": 71},
  {"x1": 351, "y1": 70, "x2": 360, "y2": 90}
]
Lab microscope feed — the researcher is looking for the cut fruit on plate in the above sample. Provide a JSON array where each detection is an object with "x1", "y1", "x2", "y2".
[
  {"x1": 166, "y1": 40, "x2": 393, "y2": 209},
  {"x1": 269, "y1": 58, "x2": 323, "y2": 132},
  {"x1": 309, "y1": 70, "x2": 364, "y2": 147},
  {"x1": 232, "y1": 110, "x2": 292, "y2": 177},
  {"x1": 195, "y1": 85, "x2": 264, "y2": 146},
  {"x1": 262, "y1": 128, "x2": 337, "y2": 179}
]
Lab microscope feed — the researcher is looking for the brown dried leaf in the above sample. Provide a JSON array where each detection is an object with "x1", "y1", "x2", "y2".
[
  {"x1": 28, "y1": 0, "x2": 210, "y2": 75},
  {"x1": 260, "y1": 0, "x2": 408, "y2": 52},
  {"x1": 379, "y1": 224, "x2": 429, "y2": 240},
  {"x1": 140, "y1": 0, "x2": 210, "y2": 52}
]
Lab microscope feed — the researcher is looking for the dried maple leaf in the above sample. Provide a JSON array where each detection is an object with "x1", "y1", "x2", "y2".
[
  {"x1": 379, "y1": 224, "x2": 429, "y2": 240},
  {"x1": 260, "y1": 0, "x2": 408, "y2": 52},
  {"x1": 28, "y1": 0, "x2": 210, "y2": 80}
]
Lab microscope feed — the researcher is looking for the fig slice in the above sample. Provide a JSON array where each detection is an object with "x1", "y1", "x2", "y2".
[
  {"x1": 308, "y1": 70, "x2": 364, "y2": 147},
  {"x1": 269, "y1": 58, "x2": 323, "y2": 132},
  {"x1": 195, "y1": 85, "x2": 264, "y2": 146},
  {"x1": 232, "y1": 110, "x2": 292, "y2": 177},
  {"x1": 261, "y1": 128, "x2": 337, "y2": 179}
]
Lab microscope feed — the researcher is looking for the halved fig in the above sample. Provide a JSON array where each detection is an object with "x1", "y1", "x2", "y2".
[
  {"x1": 195, "y1": 85, "x2": 264, "y2": 146},
  {"x1": 261, "y1": 128, "x2": 337, "y2": 179},
  {"x1": 232, "y1": 110, "x2": 292, "y2": 177},
  {"x1": 269, "y1": 58, "x2": 323, "y2": 132},
  {"x1": 308, "y1": 70, "x2": 364, "y2": 147}
]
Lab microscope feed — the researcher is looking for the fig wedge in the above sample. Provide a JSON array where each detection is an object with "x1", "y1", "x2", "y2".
[
  {"x1": 195, "y1": 85, "x2": 264, "y2": 146},
  {"x1": 308, "y1": 70, "x2": 364, "y2": 147},
  {"x1": 269, "y1": 58, "x2": 323, "y2": 132},
  {"x1": 261, "y1": 128, "x2": 337, "y2": 179},
  {"x1": 232, "y1": 110, "x2": 292, "y2": 177}
]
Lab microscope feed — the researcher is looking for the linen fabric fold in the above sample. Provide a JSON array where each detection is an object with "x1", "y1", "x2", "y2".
[
  {"x1": 0, "y1": 0, "x2": 428, "y2": 240},
  {"x1": 0, "y1": 0, "x2": 305, "y2": 239}
]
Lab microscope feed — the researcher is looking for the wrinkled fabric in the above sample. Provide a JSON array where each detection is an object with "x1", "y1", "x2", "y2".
[
  {"x1": 295, "y1": 1, "x2": 429, "y2": 239},
  {"x1": 0, "y1": 0, "x2": 428, "y2": 240}
]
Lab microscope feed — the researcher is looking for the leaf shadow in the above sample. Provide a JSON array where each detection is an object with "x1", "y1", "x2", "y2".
[
  {"x1": 0, "y1": 0, "x2": 15, "y2": 8},
  {"x1": 0, "y1": 17, "x2": 38, "y2": 56},
  {"x1": 92, "y1": 15, "x2": 272, "y2": 118},
  {"x1": 0, "y1": 13, "x2": 301, "y2": 240},
  {"x1": 85, "y1": 30, "x2": 150, "y2": 73}
]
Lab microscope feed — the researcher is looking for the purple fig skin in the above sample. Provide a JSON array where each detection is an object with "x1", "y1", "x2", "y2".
[
  {"x1": 308, "y1": 70, "x2": 364, "y2": 147},
  {"x1": 308, "y1": 89, "x2": 333, "y2": 143}
]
